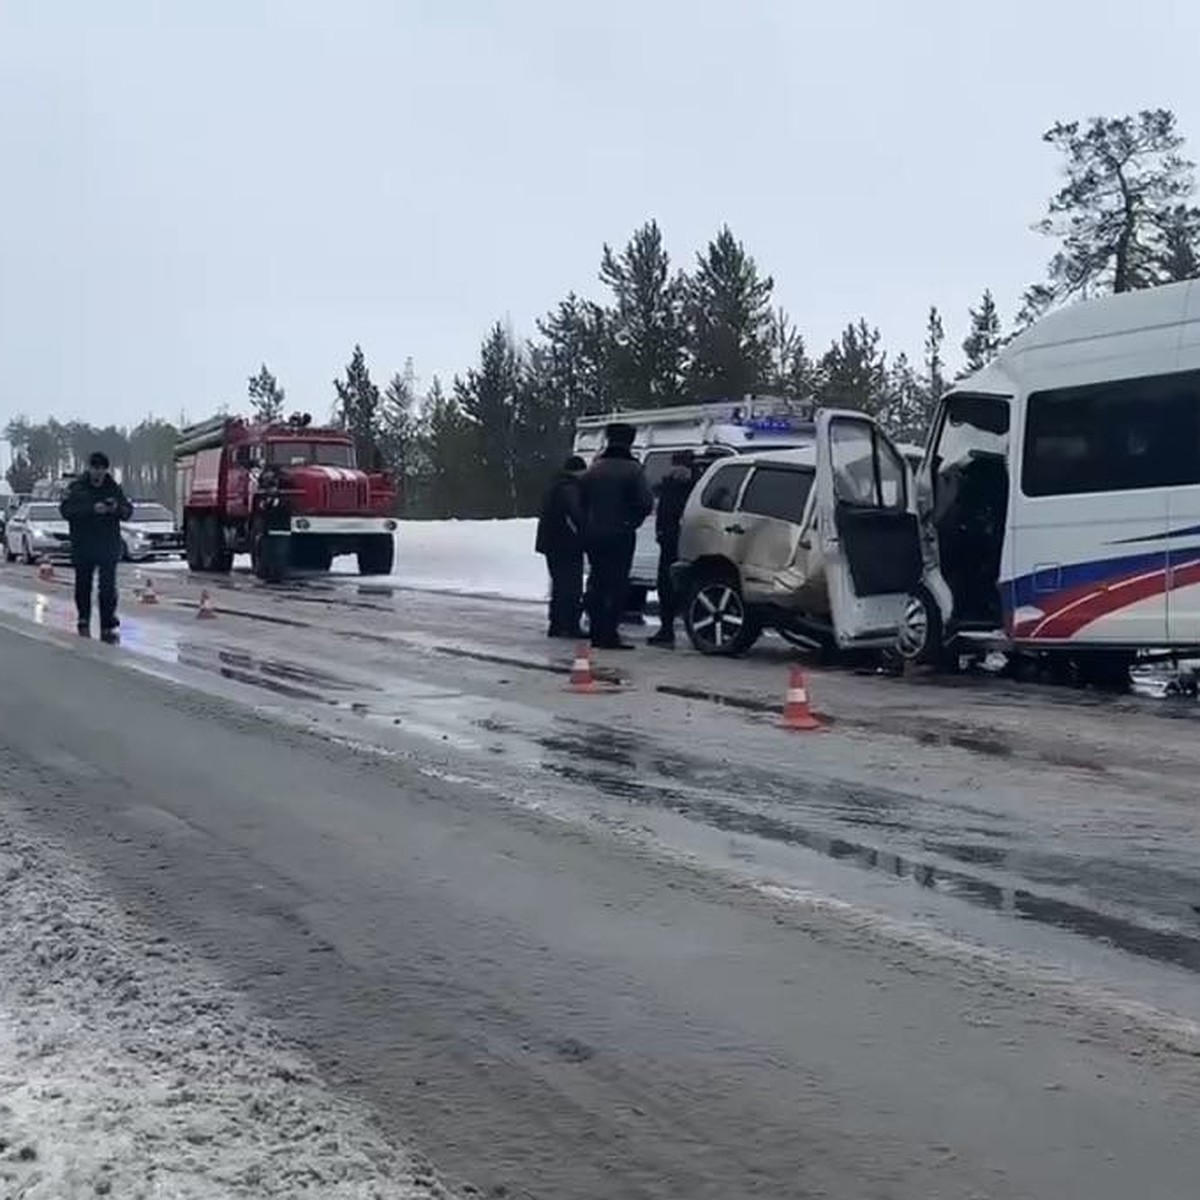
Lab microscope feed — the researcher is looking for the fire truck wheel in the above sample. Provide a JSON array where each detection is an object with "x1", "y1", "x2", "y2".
[
  {"x1": 200, "y1": 516, "x2": 223, "y2": 572},
  {"x1": 185, "y1": 520, "x2": 204, "y2": 572},
  {"x1": 291, "y1": 540, "x2": 332, "y2": 572},
  {"x1": 251, "y1": 526, "x2": 286, "y2": 583},
  {"x1": 357, "y1": 535, "x2": 394, "y2": 576}
]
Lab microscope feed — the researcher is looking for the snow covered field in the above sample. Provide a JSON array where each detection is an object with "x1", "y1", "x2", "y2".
[
  {"x1": 153, "y1": 519, "x2": 549, "y2": 603},
  {"x1": 336, "y1": 519, "x2": 545, "y2": 602},
  {"x1": 0, "y1": 803, "x2": 449, "y2": 1199}
]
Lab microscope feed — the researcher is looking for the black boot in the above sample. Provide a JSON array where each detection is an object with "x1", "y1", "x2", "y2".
[{"x1": 647, "y1": 627, "x2": 676, "y2": 648}]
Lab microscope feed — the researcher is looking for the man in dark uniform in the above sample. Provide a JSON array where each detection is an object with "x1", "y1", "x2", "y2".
[
  {"x1": 59, "y1": 452, "x2": 133, "y2": 642},
  {"x1": 581, "y1": 423, "x2": 653, "y2": 651},
  {"x1": 535, "y1": 455, "x2": 587, "y2": 638},
  {"x1": 647, "y1": 449, "x2": 697, "y2": 648}
]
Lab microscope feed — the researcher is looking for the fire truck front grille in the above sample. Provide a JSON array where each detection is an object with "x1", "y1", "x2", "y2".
[{"x1": 323, "y1": 478, "x2": 368, "y2": 511}]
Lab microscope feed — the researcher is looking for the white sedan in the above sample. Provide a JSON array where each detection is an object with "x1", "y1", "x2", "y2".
[
  {"x1": 122, "y1": 502, "x2": 184, "y2": 562},
  {"x1": 4, "y1": 501, "x2": 72, "y2": 563}
]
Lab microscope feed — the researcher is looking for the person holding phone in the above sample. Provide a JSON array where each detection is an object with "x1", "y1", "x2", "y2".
[{"x1": 59, "y1": 451, "x2": 134, "y2": 641}]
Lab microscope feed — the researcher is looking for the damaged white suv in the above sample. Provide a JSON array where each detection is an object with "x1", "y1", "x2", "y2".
[{"x1": 672, "y1": 411, "x2": 923, "y2": 657}]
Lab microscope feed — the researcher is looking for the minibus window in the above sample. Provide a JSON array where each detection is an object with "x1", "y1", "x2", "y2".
[
  {"x1": 1023, "y1": 370, "x2": 1200, "y2": 497},
  {"x1": 930, "y1": 395, "x2": 1010, "y2": 516}
]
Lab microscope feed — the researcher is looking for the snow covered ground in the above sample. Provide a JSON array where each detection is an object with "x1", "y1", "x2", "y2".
[
  {"x1": 0, "y1": 801, "x2": 450, "y2": 1199},
  {"x1": 335, "y1": 519, "x2": 545, "y2": 602},
  {"x1": 151, "y1": 518, "x2": 548, "y2": 604}
]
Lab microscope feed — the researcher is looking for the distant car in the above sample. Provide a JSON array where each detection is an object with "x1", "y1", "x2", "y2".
[
  {"x1": 4, "y1": 501, "x2": 72, "y2": 564},
  {"x1": 121, "y1": 502, "x2": 184, "y2": 562}
]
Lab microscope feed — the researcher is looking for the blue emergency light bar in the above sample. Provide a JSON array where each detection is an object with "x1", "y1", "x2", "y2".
[{"x1": 734, "y1": 415, "x2": 807, "y2": 433}]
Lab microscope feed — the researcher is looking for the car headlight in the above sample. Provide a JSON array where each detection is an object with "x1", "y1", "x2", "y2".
[{"x1": 29, "y1": 526, "x2": 45, "y2": 538}]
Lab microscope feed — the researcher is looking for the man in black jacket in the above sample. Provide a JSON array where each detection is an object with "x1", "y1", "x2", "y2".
[
  {"x1": 581, "y1": 423, "x2": 653, "y2": 650},
  {"x1": 59, "y1": 452, "x2": 133, "y2": 642},
  {"x1": 647, "y1": 450, "x2": 696, "y2": 648},
  {"x1": 535, "y1": 455, "x2": 587, "y2": 638}
]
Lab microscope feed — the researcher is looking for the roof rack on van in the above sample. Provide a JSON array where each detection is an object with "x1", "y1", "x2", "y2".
[{"x1": 576, "y1": 394, "x2": 816, "y2": 430}]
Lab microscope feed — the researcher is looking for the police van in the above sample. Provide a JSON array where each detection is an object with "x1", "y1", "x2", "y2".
[
  {"x1": 573, "y1": 398, "x2": 819, "y2": 604},
  {"x1": 882, "y1": 279, "x2": 1200, "y2": 681}
]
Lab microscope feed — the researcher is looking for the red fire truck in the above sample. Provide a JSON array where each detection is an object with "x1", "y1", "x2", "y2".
[{"x1": 174, "y1": 412, "x2": 397, "y2": 581}]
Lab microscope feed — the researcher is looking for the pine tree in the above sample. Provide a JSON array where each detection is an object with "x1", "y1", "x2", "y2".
[
  {"x1": 421, "y1": 378, "x2": 481, "y2": 518},
  {"x1": 455, "y1": 323, "x2": 524, "y2": 516},
  {"x1": 514, "y1": 352, "x2": 574, "y2": 516},
  {"x1": 1160, "y1": 204, "x2": 1200, "y2": 282},
  {"x1": 534, "y1": 293, "x2": 617, "y2": 417},
  {"x1": 923, "y1": 305, "x2": 946, "y2": 404},
  {"x1": 599, "y1": 220, "x2": 687, "y2": 406},
  {"x1": 378, "y1": 358, "x2": 419, "y2": 505},
  {"x1": 765, "y1": 308, "x2": 815, "y2": 398},
  {"x1": 1022, "y1": 110, "x2": 1197, "y2": 321},
  {"x1": 5, "y1": 453, "x2": 37, "y2": 494},
  {"x1": 333, "y1": 345, "x2": 381, "y2": 467},
  {"x1": 247, "y1": 363, "x2": 286, "y2": 423},
  {"x1": 961, "y1": 289, "x2": 1002, "y2": 373},
  {"x1": 684, "y1": 226, "x2": 774, "y2": 400},
  {"x1": 877, "y1": 352, "x2": 931, "y2": 445},
  {"x1": 815, "y1": 320, "x2": 887, "y2": 415},
  {"x1": 4, "y1": 417, "x2": 180, "y2": 503}
]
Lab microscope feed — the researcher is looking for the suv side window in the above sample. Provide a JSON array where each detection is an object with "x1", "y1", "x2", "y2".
[
  {"x1": 739, "y1": 466, "x2": 814, "y2": 523},
  {"x1": 700, "y1": 463, "x2": 751, "y2": 512}
]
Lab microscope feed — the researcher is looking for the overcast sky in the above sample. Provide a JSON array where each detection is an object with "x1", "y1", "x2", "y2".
[{"x1": 2, "y1": 0, "x2": 1199, "y2": 433}]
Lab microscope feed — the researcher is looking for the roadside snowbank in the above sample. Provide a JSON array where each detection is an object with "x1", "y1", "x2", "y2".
[
  {"x1": 0, "y1": 802, "x2": 449, "y2": 1199},
  {"x1": 148, "y1": 518, "x2": 547, "y2": 603},
  {"x1": 334, "y1": 518, "x2": 545, "y2": 602}
]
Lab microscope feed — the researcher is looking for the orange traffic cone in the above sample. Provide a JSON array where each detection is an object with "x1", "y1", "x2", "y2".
[
  {"x1": 138, "y1": 576, "x2": 160, "y2": 604},
  {"x1": 780, "y1": 666, "x2": 822, "y2": 731},
  {"x1": 196, "y1": 589, "x2": 217, "y2": 620},
  {"x1": 36, "y1": 558, "x2": 55, "y2": 582},
  {"x1": 567, "y1": 643, "x2": 597, "y2": 693}
]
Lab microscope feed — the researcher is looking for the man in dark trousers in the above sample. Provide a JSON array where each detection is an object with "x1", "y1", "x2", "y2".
[
  {"x1": 59, "y1": 452, "x2": 133, "y2": 642},
  {"x1": 581, "y1": 423, "x2": 653, "y2": 651},
  {"x1": 647, "y1": 449, "x2": 696, "y2": 648},
  {"x1": 535, "y1": 455, "x2": 587, "y2": 638}
]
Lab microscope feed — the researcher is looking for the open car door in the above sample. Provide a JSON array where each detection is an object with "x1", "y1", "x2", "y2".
[{"x1": 815, "y1": 409, "x2": 924, "y2": 648}]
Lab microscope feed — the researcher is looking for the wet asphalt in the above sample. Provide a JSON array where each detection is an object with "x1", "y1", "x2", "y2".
[{"x1": 2, "y1": 562, "x2": 1200, "y2": 1198}]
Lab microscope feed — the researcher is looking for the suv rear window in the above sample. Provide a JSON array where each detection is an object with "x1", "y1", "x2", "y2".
[
  {"x1": 739, "y1": 466, "x2": 814, "y2": 523},
  {"x1": 700, "y1": 463, "x2": 751, "y2": 512}
]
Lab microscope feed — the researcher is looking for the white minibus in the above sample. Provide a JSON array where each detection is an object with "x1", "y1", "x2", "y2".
[{"x1": 893, "y1": 279, "x2": 1200, "y2": 681}]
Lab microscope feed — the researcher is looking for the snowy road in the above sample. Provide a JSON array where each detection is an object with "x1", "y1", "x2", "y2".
[{"x1": 2, "y1": 561, "x2": 1200, "y2": 1198}]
